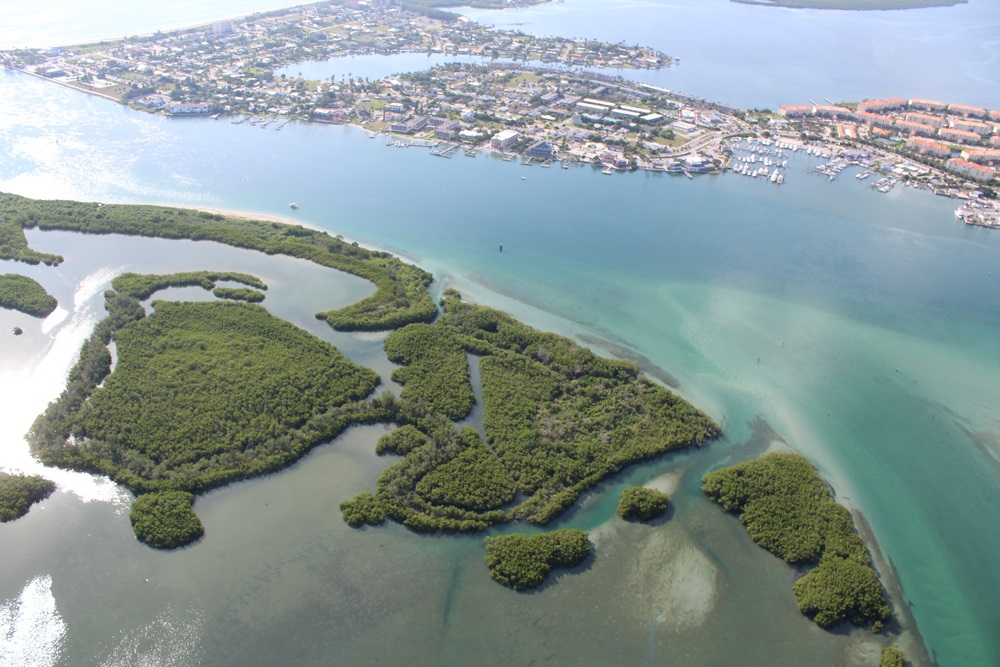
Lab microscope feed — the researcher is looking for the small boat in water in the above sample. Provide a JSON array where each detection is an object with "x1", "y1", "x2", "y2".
[{"x1": 289, "y1": 202, "x2": 299, "y2": 209}]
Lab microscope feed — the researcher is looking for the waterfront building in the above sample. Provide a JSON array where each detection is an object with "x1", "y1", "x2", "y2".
[
  {"x1": 389, "y1": 115, "x2": 428, "y2": 134},
  {"x1": 904, "y1": 112, "x2": 946, "y2": 128},
  {"x1": 166, "y1": 102, "x2": 213, "y2": 115},
  {"x1": 857, "y1": 98, "x2": 906, "y2": 112},
  {"x1": 939, "y1": 127, "x2": 983, "y2": 144},
  {"x1": 526, "y1": 140, "x2": 555, "y2": 159},
  {"x1": 947, "y1": 103, "x2": 987, "y2": 118},
  {"x1": 907, "y1": 137, "x2": 953, "y2": 158},
  {"x1": 813, "y1": 104, "x2": 852, "y2": 119},
  {"x1": 434, "y1": 120, "x2": 461, "y2": 140},
  {"x1": 778, "y1": 104, "x2": 812, "y2": 118},
  {"x1": 895, "y1": 120, "x2": 937, "y2": 136},
  {"x1": 491, "y1": 129, "x2": 519, "y2": 151},
  {"x1": 945, "y1": 158, "x2": 996, "y2": 181},
  {"x1": 855, "y1": 111, "x2": 894, "y2": 127},
  {"x1": 950, "y1": 118, "x2": 994, "y2": 136},
  {"x1": 908, "y1": 98, "x2": 947, "y2": 111},
  {"x1": 960, "y1": 148, "x2": 1000, "y2": 164}
]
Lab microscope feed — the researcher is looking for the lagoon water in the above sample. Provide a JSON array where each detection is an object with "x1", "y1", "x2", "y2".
[{"x1": 2, "y1": 1, "x2": 1000, "y2": 665}]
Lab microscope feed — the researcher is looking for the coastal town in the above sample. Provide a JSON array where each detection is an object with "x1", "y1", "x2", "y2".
[{"x1": 2, "y1": 0, "x2": 997, "y2": 227}]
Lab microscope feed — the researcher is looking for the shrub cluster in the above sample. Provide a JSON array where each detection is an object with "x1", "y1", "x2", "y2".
[
  {"x1": 702, "y1": 452, "x2": 890, "y2": 631},
  {"x1": 213, "y1": 287, "x2": 265, "y2": 302},
  {"x1": 339, "y1": 491, "x2": 386, "y2": 527},
  {"x1": 880, "y1": 646, "x2": 907, "y2": 667},
  {"x1": 0, "y1": 472, "x2": 56, "y2": 522},
  {"x1": 617, "y1": 487, "x2": 669, "y2": 521},
  {"x1": 129, "y1": 491, "x2": 204, "y2": 549},
  {"x1": 0, "y1": 273, "x2": 58, "y2": 317},
  {"x1": 484, "y1": 529, "x2": 591, "y2": 590},
  {"x1": 375, "y1": 424, "x2": 428, "y2": 456}
]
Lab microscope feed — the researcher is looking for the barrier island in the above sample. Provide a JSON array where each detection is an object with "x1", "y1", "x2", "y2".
[
  {"x1": 0, "y1": 193, "x2": 436, "y2": 331},
  {"x1": 0, "y1": 472, "x2": 56, "y2": 522},
  {"x1": 702, "y1": 452, "x2": 891, "y2": 631},
  {"x1": 0, "y1": 273, "x2": 58, "y2": 317}
]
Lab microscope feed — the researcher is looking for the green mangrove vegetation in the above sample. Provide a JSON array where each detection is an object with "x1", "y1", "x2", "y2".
[
  {"x1": 342, "y1": 289, "x2": 719, "y2": 534},
  {"x1": 375, "y1": 424, "x2": 428, "y2": 456},
  {"x1": 29, "y1": 297, "x2": 382, "y2": 499},
  {"x1": 702, "y1": 452, "x2": 891, "y2": 631},
  {"x1": 617, "y1": 486, "x2": 670, "y2": 522},
  {"x1": 0, "y1": 273, "x2": 58, "y2": 317},
  {"x1": 129, "y1": 491, "x2": 204, "y2": 549},
  {"x1": 213, "y1": 287, "x2": 265, "y2": 302},
  {"x1": 484, "y1": 529, "x2": 591, "y2": 591},
  {"x1": 111, "y1": 270, "x2": 267, "y2": 300},
  {"x1": 0, "y1": 213, "x2": 62, "y2": 265},
  {"x1": 384, "y1": 323, "x2": 475, "y2": 421},
  {"x1": 0, "y1": 472, "x2": 56, "y2": 522},
  {"x1": 880, "y1": 646, "x2": 907, "y2": 667},
  {"x1": 0, "y1": 193, "x2": 436, "y2": 331}
]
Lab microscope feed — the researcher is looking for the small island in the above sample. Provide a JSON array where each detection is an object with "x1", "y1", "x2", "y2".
[
  {"x1": 484, "y1": 529, "x2": 591, "y2": 591},
  {"x1": 616, "y1": 486, "x2": 670, "y2": 522},
  {"x1": 0, "y1": 273, "x2": 58, "y2": 318},
  {"x1": 0, "y1": 471, "x2": 56, "y2": 522},
  {"x1": 702, "y1": 452, "x2": 891, "y2": 631}
]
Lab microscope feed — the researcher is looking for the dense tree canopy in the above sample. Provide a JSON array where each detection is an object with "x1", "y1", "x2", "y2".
[
  {"x1": 129, "y1": 491, "x2": 204, "y2": 549},
  {"x1": 617, "y1": 487, "x2": 669, "y2": 522},
  {"x1": 29, "y1": 296, "x2": 382, "y2": 497},
  {"x1": 703, "y1": 452, "x2": 891, "y2": 631},
  {"x1": 484, "y1": 529, "x2": 591, "y2": 591},
  {"x1": 0, "y1": 472, "x2": 56, "y2": 522},
  {"x1": 880, "y1": 646, "x2": 907, "y2": 667},
  {"x1": 0, "y1": 273, "x2": 58, "y2": 317}
]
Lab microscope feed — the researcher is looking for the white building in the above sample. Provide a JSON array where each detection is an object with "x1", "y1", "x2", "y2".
[
  {"x1": 946, "y1": 158, "x2": 995, "y2": 182},
  {"x1": 491, "y1": 129, "x2": 519, "y2": 151}
]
